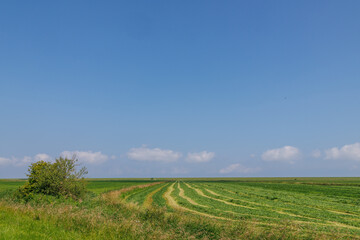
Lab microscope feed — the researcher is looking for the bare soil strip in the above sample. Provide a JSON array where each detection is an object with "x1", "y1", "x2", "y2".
[{"x1": 143, "y1": 183, "x2": 168, "y2": 208}]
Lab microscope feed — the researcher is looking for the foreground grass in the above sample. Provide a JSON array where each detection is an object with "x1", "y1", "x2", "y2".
[{"x1": 0, "y1": 204, "x2": 86, "y2": 240}]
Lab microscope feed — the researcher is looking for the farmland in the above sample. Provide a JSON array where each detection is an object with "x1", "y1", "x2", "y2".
[{"x1": 1, "y1": 178, "x2": 360, "y2": 239}]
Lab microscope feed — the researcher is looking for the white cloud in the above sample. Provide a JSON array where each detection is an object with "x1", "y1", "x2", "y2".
[
  {"x1": 127, "y1": 146, "x2": 181, "y2": 162},
  {"x1": 261, "y1": 146, "x2": 300, "y2": 163},
  {"x1": 0, "y1": 157, "x2": 11, "y2": 166},
  {"x1": 16, "y1": 156, "x2": 33, "y2": 166},
  {"x1": 61, "y1": 151, "x2": 108, "y2": 164},
  {"x1": 0, "y1": 156, "x2": 31, "y2": 167},
  {"x1": 186, "y1": 151, "x2": 215, "y2": 163},
  {"x1": 34, "y1": 153, "x2": 51, "y2": 162},
  {"x1": 1, "y1": 151, "x2": 109, "y2": 167},
  {"x1": 325, "y1": 142, "x2": 360, "y2": 161},
  {"x1": 0, "y1": 153, "x2": 52, "y2": 167},
  {"x1": 311, "y1": 150, "x2": 322, "y2": 158},
  {"x1": 220, "y1": 163, "x2": 260, "y2": 174}
]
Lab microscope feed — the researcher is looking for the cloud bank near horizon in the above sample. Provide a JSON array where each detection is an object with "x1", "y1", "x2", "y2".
[{"x1": 2, "y1": 142, "x2": 360, "y2": 177}]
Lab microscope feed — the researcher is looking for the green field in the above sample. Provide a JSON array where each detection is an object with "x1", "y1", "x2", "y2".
[{"x1": 1, "y1": 178, "x2": 360, "y2": 239}]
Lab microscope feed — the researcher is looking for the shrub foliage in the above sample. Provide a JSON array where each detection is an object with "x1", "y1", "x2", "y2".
[{"x1": 18, "y1": 156, "x2": 87, "y2": 200}]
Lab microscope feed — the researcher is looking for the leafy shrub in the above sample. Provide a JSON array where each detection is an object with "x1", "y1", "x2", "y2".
[{"x1": 17, "y1": 156, "x2": 87, "y2": 200}]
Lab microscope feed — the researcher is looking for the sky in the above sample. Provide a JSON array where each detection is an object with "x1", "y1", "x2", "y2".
[{"x1": 1, "y1": 1, "x2": 360, "y2": 178}]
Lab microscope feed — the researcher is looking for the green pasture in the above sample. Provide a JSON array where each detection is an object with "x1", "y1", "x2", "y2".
[{"x1": 1, "y1": 177, "x2": 360, "y2": 239}]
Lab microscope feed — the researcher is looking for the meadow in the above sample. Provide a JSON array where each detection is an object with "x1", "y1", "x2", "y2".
[{"x1": 1, "y1": 178, "x2": 360, "y2": 239}]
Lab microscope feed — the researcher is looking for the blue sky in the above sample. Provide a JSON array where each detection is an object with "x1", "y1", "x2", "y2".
[{"x1": 1, "y1": 1, "x2": 360, "y2": 178}]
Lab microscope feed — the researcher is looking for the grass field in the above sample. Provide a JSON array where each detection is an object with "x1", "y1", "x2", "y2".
[{"x1": 1, "y1": 178, "x2": 360, "y2": 239}]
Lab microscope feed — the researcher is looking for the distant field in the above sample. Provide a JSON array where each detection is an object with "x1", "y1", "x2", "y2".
[
  {"x1": 1, "y1": 177, "x2": 360, "y2": 239},
  {"x1": 86, "y1": 179, "x2": 156, "y2": 194},
  {"x1": 0, "y1": 179, "x2": 155, "y2": 195},
  {"x1": 0, "y1": 179, "x2": 25, "y2": 192}
]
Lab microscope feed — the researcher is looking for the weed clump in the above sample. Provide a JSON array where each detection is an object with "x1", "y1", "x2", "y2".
[{"x1": 16, "y1": 156, "x2": 87, "y2": 201}]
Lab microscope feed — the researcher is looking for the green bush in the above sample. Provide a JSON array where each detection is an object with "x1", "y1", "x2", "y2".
[{"x1": 18, "y1": 156, "x2": 88, "y2": 200}]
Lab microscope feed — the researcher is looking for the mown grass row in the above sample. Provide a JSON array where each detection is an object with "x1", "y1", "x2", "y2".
[
  {"x1": 197, "y1": 182, "x2": 360, "y2": 222},
  {"x1": 126, "y1": 183, "x2": 168, "y2": 205},
  {"x1": 195, "y1": 183, "x2": 354, "y2": 218},
  {"x1": 122, "y1": 180, "x2": 360, "y2": 238},
  {"x1": 151, "y1": 181, "x2": 360, "y2": 237}
]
